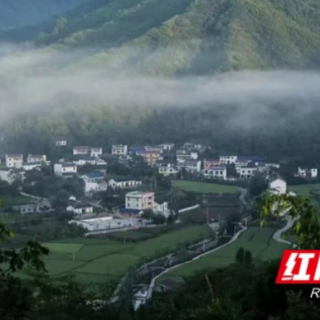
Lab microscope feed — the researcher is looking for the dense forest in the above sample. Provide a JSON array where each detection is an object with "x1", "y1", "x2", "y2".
[
  {"x1": 1, "y1": 0, "x2": 320, "y2": 73},
  {"x1": 0, "y1": 0, "x2": 86, "y2": 30}
]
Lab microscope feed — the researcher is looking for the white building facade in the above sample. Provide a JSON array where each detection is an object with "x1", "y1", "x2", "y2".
[
  {"x1": 5, "y1": 154, "x2": 23, "y2": 168},
  {"x1": 125, "y1": 191, "x2": 155, "y2": 211},
  {"x1": 112, "y1": 145, "x2": 128, "y2": 155}
]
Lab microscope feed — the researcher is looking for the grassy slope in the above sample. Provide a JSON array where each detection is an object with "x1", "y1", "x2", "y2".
[{"x1": 159, "y1": 227, "x2": 289, "y2": 281}]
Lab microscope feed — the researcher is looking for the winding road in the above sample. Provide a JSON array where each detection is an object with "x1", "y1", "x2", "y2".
[{"x1": 133, "y1": 216, "x2": 298, "y2": 310}]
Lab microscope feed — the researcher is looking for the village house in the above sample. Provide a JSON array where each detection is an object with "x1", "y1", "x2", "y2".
[
  {"x1": 23, "y1": 162, "x2": 42, "y2": 171},
  {"x1": 203, "y1": 159, "x2": 220, "y2": 170},
  {"x1": 27, "y1": 154, "x2": 47, "y2": 163},
  {"x1": 90, "y1": 147, "x2": 103, "y2": 157},
  {"x1": 296, "y1": 167, "x2": 318, "y2": 178},
  {"x1": 136, "y1": 150, "x2": 163, "y2": 166},
  {"x1": 180, "y1": 160, "x2": 202, "y2": 173},
  {"x1": 13, "y1": 203, "x2": 51, "y2": 214},
  {"x1": 235, "y1": 156, "x2": 263, "y2": 168},
  {"x1": 5, "y1": 154, "x2": 23, "y2": 168},
  {"x1": 268, "y1": 178, "x2": 287, "y2": 195},
  {"x1": 54, "y1": 163, "x2": 77, "y2": 176},
  {"x1": 73, "y1": 155, "x2": 98, "y2": 166},
  {"x1": 83, "y1": 180, "x2": 108, "y2": 195},
  {"x1": 176, "y1": 149, "x2": 190, "y2": 163},
  {"x1": 145, "y1": 146, "x2": 163, "y2": 153},
  {"x1": 0, "y1": 169, "x2": 25, "y2": 184},
  {"x1": 55, "y1": 139, "x2": 67, "y2": 146},
  {"x1": 219, "y1": 155, "x2": 238, "y2": 164},
  {"x1": 158, "y1": 143, "x2": 175, "y2": 151},
  {"x1": 81, "y1": 172, "x2": 107, "y2": 194},
  {"x1": 125, "y1": 191, "x2": 155, "y2": 211},
  {"x1": 202, "y1": 165, "x2": 227, "y2": 180},
  {"x1": 73, "y1": 146, "x2": 91, "y2": 155},
  {"x1": 81, "y1": 171, "x2": 105, "y2": 181},
  {"x1": 159, "y1": 165, "x2": 179, "y2": 176},
  {"x1": 111, "y1": 144, "x2": 128, "y2": 155},
  {"x1": 108, "y1": 177, "x2": 142, "y2": 189},
  {"x1": 128, "y1": 146, "x2": 146, "y2": 155},
  {"x1": 66, "y1": 203, "x2": 94, "y2": 215},
  {"x1": 236, "y1": 165, "x2": 258, "y2": 179},
  {"x1": 153, "y1": 201, "x2": 170, "y2": 218}
]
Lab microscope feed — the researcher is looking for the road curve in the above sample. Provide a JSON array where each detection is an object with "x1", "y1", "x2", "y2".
[{"x1": 146, "y1": 226, "x2": 248, "y2": 302}]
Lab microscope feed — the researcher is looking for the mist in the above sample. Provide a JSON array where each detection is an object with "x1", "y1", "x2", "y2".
[{"x1": 0, "y1": 42, "x2": 320, "y2": 125}]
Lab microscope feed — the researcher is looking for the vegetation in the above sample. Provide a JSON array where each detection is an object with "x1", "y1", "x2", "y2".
[
  {"x1": 172, "y1": 180, "x2": 239, "y2": 194},
  {"x1": 159, "y1": 227, "x2": 289, "y2": 280},
  {"x1": 0, "y1": 0, "x2": 86, "y2": 29},
  {"x1": 37, "y1": 225, "x2": 211, "y2": 282}
]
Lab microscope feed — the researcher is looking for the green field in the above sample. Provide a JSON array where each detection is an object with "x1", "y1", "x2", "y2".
[
  {"x1": 172, "y1": 181, "x2": 239, "y2": 194},
  {"x1": 38, "y1": 225, "x2": 210, "y2": 283},
  {"x1": 159, "y1": 227, "x2": 289, "y2": 282},
  {"x1": 289, "y1": 184, "x2": 320, "y2": 198}
]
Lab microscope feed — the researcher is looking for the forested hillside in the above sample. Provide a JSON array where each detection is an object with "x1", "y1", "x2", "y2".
[
  {"x1": 0, "y1": 0, "x2": 86, "y2": 30},
  {"x1": 0, "y1": 0, "x2": 320, "y2": 164},
  {"x1": 2, "y1": 0, "x2": 320, "y2": 73}
]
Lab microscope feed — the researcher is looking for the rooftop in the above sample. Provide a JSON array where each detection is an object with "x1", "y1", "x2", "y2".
[
  {"x1": 23, "y1": 162, "x2": 42, "y2": 166},
  {"x1": 74, "y1": 203, "x2": 93, "y2": 209},
  {"x1": 74, "y1": 155, "x2": 97, "y2": 161},
  {"x1": 73, "y1": 146, "x2": 90, "y2": 150},
  {"x1": 62, "y1": 163, "x2": 76, "y2": 167},
  {"x1": 120, "y1": 208, "x2": 142, "y2": 215},
  {"x1": 237, "y1": 156, "x2": 262, "y2": 162},
  {"x1": 126, "y1": 191, "x2": 154, "y2": 197},
  {"x1": 110, "y1": 176, "x2": 141, "y2": 182},
  {"x1": 83, "y1": 172, "x2": 105, "y2": 179}
]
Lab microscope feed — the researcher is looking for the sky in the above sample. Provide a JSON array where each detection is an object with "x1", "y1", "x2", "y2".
[{"x1": 0, "y1": 42, "x2": 320, "y2": 126}]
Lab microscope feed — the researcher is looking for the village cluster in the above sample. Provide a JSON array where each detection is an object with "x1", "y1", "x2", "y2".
[{"x1": 0, "y1": 140, "x2": 317, "y2": 229}]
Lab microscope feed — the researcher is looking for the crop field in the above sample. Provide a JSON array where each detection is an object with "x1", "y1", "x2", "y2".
[
  {"x1": 36, "y1": 225, "x2": 211, "y2": 283},
  {"x1": 159, "y1": 227, "x2": 289, "y2": 282},
  {"x1": 172, "y1": 180, "x2": 239, "y2": 194},
  {"x1": 289, "y1": 184, "x2": 320, "y2": 198}
]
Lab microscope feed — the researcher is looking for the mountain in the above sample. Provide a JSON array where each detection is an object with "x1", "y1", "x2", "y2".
[
  {"x1": 2, "y1": 0, "x2": 320, "y2": 74},
  {"x1": 0, "y1": 0, "x2": 87, "y2": 30}
]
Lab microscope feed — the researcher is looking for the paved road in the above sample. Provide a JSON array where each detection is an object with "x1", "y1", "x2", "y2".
[
  {"x1": 143, "y1": 225, "x2": 248, "y2": 308},
  {"x1": 273, "y1": 216, "x2": 299, "y2": 246}
]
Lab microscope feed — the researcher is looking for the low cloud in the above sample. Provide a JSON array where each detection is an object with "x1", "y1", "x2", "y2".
[{"x1": 0, "y1": 42, "x2": 320, "y2": 126}]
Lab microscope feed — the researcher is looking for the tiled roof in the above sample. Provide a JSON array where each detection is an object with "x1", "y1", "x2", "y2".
[{"x1": 120, "y1": 208, "x2": 142, "y2": 215}]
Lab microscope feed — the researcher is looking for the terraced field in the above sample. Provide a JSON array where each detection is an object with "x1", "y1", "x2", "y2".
[{"x1": 38, "y1": 225, "x2": 211, "y2": 283}]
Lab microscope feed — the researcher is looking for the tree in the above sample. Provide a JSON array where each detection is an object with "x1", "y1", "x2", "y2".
[
  {"x1": 0, "y1": 222, "x2": 49, "y2": 320},
  {"x1": 248, "y1": 173, "x2": 268, "y2": 197},
  {"x1": 152, "y1": 214, "x2": 166, "y2": 225},
  {"x1": 260, "y1": 192, "x2": 320, "y2": 249},
  {"x1": 235, "y1": 247, "x2": 245, "y2": 265}
]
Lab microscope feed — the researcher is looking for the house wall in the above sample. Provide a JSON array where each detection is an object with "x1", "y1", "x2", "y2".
[
  {"x1": 73, "y1": 148, "x2": 90, "y2": 155},
  {"x1": 5, "y1": 156, "x2": 23, "y2": 168},
  {"x1": 219, "y1": 156, "x2": 237, "y2": 164},
  {"x1": 269, "y1": 179, "x2": 287, "y2": 195},
  {"x1": 126, "y1": 193, "x2": 154, "y2": 210},
  {"x1": 202, "y1": 168, "x2": 227, "y2": 180},
  {"x1": 112, "y1": 145, "x2": 128, "y2": 155}
]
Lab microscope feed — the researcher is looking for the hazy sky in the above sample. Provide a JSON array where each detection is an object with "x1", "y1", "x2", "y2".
[{"x1": 0, "y1": 42, "x2": 320, "y2": 124}]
